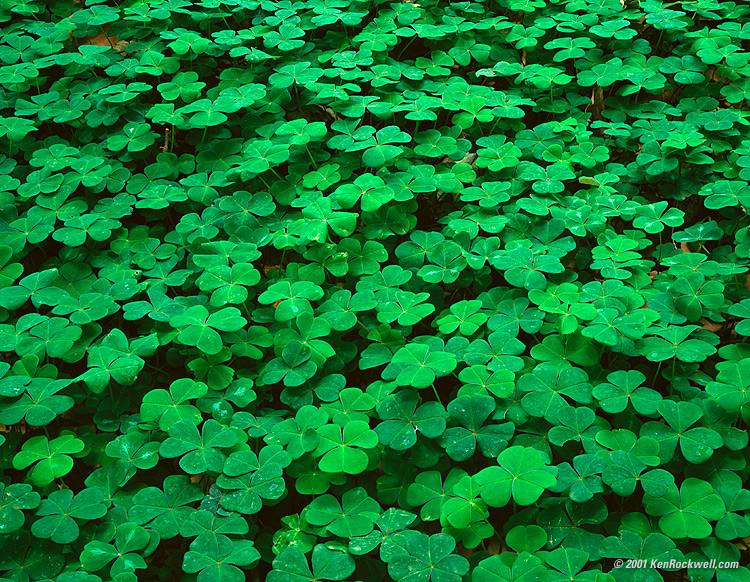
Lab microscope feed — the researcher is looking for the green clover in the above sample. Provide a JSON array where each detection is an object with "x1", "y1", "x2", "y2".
[
  {"x1": 269, "y1": 545, "x2": 355, "y2": 582},
  {"x1": 159, "y1": 420, "x2": 238, "y2": 474},
  {"x1": 387, "y1": 533, "x2": 469, "y2": 582},
  {"x1": 169, "y1": 306, "x2": 247, "y2": 355},
  {"x1": 643, "y1": 479, "x2": 725, "y2": 539},
  {"x1": 30, "y1": 488, "x2": 107, "y2": 544},
  {"x1": 382, "y1": 342, "x2": 457, "y2": 389},
  {"x1": 476, "y1": 446, "x2": 558, "y2": 507},
  {"x1": 313, "y1": 420, "x2": 378, "y2": 474},
  {"x1": 12, "y1": 435, "x2": 84, "y2": 486}
]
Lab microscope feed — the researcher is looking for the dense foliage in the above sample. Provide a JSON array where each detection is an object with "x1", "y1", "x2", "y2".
[{"x1": 0, "y1": 0, "x2": 750, "y2": 580}]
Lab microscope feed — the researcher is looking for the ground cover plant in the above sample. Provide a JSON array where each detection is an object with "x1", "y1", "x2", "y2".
[{"x1": 1, "y1": 0, "x2": 750, "y2": 580}]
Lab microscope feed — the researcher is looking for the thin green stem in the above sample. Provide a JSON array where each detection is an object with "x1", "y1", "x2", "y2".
[
  {"x1": 305, "y1": 145, "x2": 318, "y2": 169},
  {"x1": 431, "y1": 383, "x2": 442, "y2": 406},
  {"x1": 396, "y1": 36, "x2": 417, "y2": 60},
  {"x1": 99, "y1": 26, "x2": 115, "y2": 49},
  {"x1": 355, "y1": 317, "x2": 370, "y2": 333},
  {"x1": 651, "y1": 360, "x2": 662, "y2": 389},
  {"x1": 488, "y1": 117, "x2": 501, "y2": 135},
  {"x1": 279, "y1": 246, "x2": 287, "y2": 272},
  {"x1": 143, "y1": 362, "x2": 166, "y2": 374},
  {"x1": 669, "y1": 356, "x2": 676, "y2": 397},
  {"x1": 215, "y1": 3, "x2": 233, "y2": 30},
  {"x1": 658, "y1": 230, "x2": 663, "y2": 262}
]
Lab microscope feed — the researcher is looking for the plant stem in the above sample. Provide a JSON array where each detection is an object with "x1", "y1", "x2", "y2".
[
  {"x1": 99, "y1": 26, "x2": 115, "y2": 49},
  {"x1": 396, "y1": 36, "x2": 417, "y2": 60},
  {"x1": 488, "y1": 117, "x2": 501, "y2": 135},
  {"x1": 280, "y1": 246, "x2": 287, "y2": 272},
  {"x1": 658, "y1": 230, "x2": 663, "y2": 262},
  {"x1": 215, "y1": 3, "x2": 233, "y2": 30},
  {"x1": 669, "y1": 356, "x2": 676, "y2": 396},
  {"x1": 651, "y1": 360, "x2": 662, "y2": 389},
  {"x1": 355, "y1": 317, "x2": 370, "y2": 333},
  {"x1": 305, "y1": 144, "x2": 318, "y2": 169},
  {"x1": 431, "y1": 383, "x2": 442, "y2": 406}
]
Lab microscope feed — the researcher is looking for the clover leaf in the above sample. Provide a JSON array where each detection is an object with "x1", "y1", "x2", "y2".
[
  {"x1": 601, "y1": 531, "x2": 683, "y2": 582},
  {"x1": 305, "y1": 487, "x2": 381, "y2": 538},
  {"x1": 183, "y1": 532, "x2": 260, "y2": 582},
  {"x1": 354, "y1": 126, "x2": 411, "y2": 167},
  {"x1": 376, "y1": 390, "x2": 446, "y2": 450},
  {"x1": 130, "y1": 475, "x2": 203, "y2": 539},
  {"x1": 440, "y1": 394, "x2": 513, "y2": 460},
  {"x1": 313, "y1": 420, "x2": 378, "y2": 474},
  {"x1": 159, "y1": 420, "x2": 238, "y2": 474},
  {"x1": 169, "y1": 306, "x2": 247, "y2": 355},
  {"x1": 31, "y1": 488, "x2": 107, "y2": 544},
  {"x1": 382, "y1": 342, "x2": 457, "y2": 389},
  {"x1": 641, "y1": 400, "x2": 723, "y2": 464},
  {"x1": 643, "y1": 478, "x2": 725, "y2": 539},
  {"x1": 474, "y1": 551, "x2": 549, "y2": 582},
  {"x1": 269, "y1": 545, "x2": 355, "y2": 582},
  {"x1": 13, "y1": 435, "x2": 84, "y2": 486},
  {"x1": 592, "y1": 370, "x2": 661, "y2": 415},
  {"x1": 80, "y1": 523, "x2": 152, "y2": 576},
  {"x1": 141, "y1": 378, "x2": 208, "y2": 431},
  {"x1": 476, "y1": 446, "x2": 558, "y2": 507},
  {"x1": 0, "y1": 483, "x2": 39, "y2": 534},
  {"x1": 387, "y1": 533, "x2": 469, "y2": 582}
]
